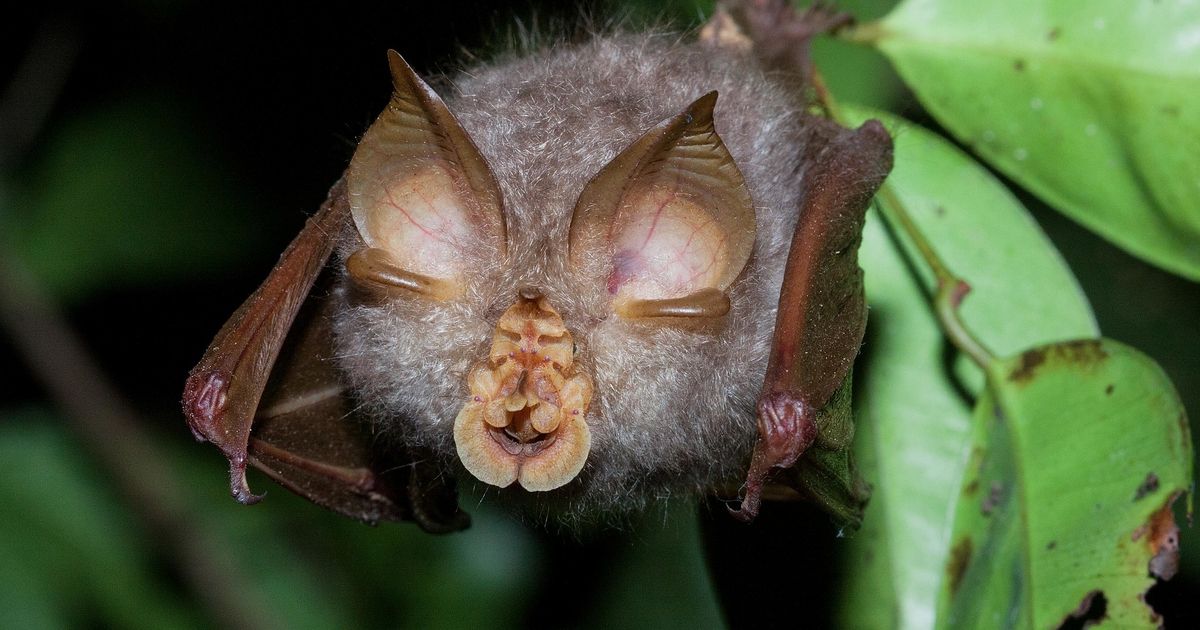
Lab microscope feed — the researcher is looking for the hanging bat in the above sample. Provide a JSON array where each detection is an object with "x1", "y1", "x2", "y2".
[{"x1": 182, "y1": 1, "x2": 892, "y2": 532}]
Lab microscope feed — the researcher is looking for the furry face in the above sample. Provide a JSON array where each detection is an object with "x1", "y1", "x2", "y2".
[
  {"x1": 329, "y1": 33, "x2": 814, "y2": 520},
  {"x1": 183, "y1": 7, "x2": 891, "y2": 530}
]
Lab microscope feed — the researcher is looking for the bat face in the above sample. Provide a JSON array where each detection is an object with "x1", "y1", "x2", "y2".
[
  {"x1": 326, "y1": 37, "x2": 816, "y2": 519},
  {"x1": 182, "y1": 21, "x2": 892, "y2": 529}
]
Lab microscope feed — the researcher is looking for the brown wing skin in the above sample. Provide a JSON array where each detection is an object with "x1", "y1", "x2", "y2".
[
  {"x1": 732, "y1": 117, "x2": 893, "y2": 521},
  {"x1": 183, "y1": 181, "x2": 349, "y2": 504},
  {"x1": 181, "y1": 181, "x2": 467, "y2": 531},
  {"x1": 248, "y1": 273, "x2": 467, "y2": 531}
]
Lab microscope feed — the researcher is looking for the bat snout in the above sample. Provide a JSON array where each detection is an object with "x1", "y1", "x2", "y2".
[{"x1": 453, "y1": 293, "x2": 594, "y2": 492}]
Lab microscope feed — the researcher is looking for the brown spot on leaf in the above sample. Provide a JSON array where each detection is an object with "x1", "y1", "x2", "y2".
[
  {"x1": 982, "y1": 480, "x2": 1004, "y2": 516},
  {"x1": 1009, "y1": 348, "x2": 1046, "y2": 383},
  {"x1": 947, "y1": 538, "x2": 973, "y2": 595},
  {"x1": 1014, "y1": 58, "x2": 1026, "y2": 71},
  {"x1": 1048, "y1": 27, "x2": 1062, "y2": 41},
  {"x1": 1046, "y1": 540, "x2": 1057, "y2": 550},
  {"x1": 1132, "y1": 493, "x2": 1182, "y2": 580},
  {"x1": 1134, "y1": 473, "x2": 1159, "y2": 502},
  {"x1": 1105, "y1": 384, "x2": 1114, "y2": 396},
  {"x1": 1160, "y1": 105, "x2": 1181, "y2": 117},
  {"x1": 1009, "y1": 340, "x2": 1108, "y2": 384},
  {"x1": 964, "y1": 478, "x2": 980, "y2": 496},
  {"x1": 1058, "y1": 590, "x2": 1106, "y2": 629},
  {"x1": 1057, "y1": 339, "x2": 1108, "y2": 365},
  {"x1": 1148, "y1": 495, "x2": 1181, "y2": 580}
]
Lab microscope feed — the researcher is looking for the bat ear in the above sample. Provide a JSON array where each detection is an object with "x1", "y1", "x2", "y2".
[
  {"x1": 346, "y1": 51, "x2": 505, "y2": 298},
  {"x1": 568, "y1": 92, "x2": 755, "y2": 318}
]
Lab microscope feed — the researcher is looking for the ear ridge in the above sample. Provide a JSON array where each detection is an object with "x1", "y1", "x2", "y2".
[
  {"x1": 347, "y1": 51, "x2": 505, "y2": 281},
  {"x1": 569, "y1": 91, "x2": 755, "y2": 304}
]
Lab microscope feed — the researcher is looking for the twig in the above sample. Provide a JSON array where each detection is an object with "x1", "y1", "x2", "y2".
[
  {"x1": 0, "y1": 20, "x2": 273, "y2": 630},
  {"x1": 0, "y1": 254, "x2": 275, "y2": 630},
  {"x1": 0, "y1": 18, "x2": 79, "y2": 170},
  {"x1": 835, "y1": 20, "x2": 885, "y2": 46}
]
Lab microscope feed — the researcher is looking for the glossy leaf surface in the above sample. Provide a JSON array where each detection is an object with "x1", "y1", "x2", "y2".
[
  {"x1": 940, "y1": 340, "x2": 1192, "y2": 628},
  {"x1": 872, "y1": 0, "x2": 1200, "y2": 279},
  {"x1": 839, "y1": 106, "x2": 1098, "y2": 628}
]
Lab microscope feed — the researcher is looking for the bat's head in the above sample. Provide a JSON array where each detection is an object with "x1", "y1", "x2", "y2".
[{"x1": 333, "y1": 49, "x2": 768, "y2": 517}]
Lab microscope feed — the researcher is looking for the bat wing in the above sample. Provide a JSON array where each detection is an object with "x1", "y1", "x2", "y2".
[
  {"x1": 734, "y1": 116, "x2": 894, "y2": 523},
  {"x1": 182, "y1": 181, "x2": 467, "y2": 532}
]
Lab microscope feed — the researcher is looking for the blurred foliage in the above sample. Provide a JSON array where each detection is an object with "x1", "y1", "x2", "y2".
[
  {"x1": 2, "y1": 96, "x2": 259, "y2": 303},
  {"x1": 2, "y1": 0, "x2": 1198, "y2": 628},
  {"x1": 0, "y1": 408, "x2": 721, "y2": 629},
  {"x1": 0, "y1": 410, "x2": 203, "y2": 630}
]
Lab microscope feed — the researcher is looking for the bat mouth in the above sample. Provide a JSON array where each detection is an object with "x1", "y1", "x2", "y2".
[
  {"x1": 452, "y1": 293, "x2": 594, "y2": 492},
  {"x1": 488, "y1": 407, "x2": 558, "y2": 456}
]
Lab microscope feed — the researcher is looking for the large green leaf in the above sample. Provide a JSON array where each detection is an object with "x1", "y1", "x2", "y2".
[
  {"x1": 838, "y1": 106, "x2": 1098, "y2": 628},
  {"x1": 940, "y1": 340, "x2": 1192, "y2": 628},
  {"x1": 866, "y1": 0, "x2": 1200, "y2": 280}
]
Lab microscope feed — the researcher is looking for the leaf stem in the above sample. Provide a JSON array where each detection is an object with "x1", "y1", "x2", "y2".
[
  {"x1": 811, "y1": 68, "x2": 996, "y2": 369},
  {"x1": 875, "y1": 186, "x2": 994, "y2": 368},
  {"x1": 835, "y1": 20, "x2": 885, "y2": 46}
]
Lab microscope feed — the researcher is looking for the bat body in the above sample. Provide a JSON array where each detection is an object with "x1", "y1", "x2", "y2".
[
  {"x1": 333, "y1": 34, "x2": 805, "y2": 519},
  {"x1": 184, "y1": 4, "x2": 892, "y2": 531}
]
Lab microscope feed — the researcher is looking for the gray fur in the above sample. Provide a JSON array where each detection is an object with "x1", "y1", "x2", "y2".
[{"x1": 330, "y1": 32, "x2": 810, "y2": 524}]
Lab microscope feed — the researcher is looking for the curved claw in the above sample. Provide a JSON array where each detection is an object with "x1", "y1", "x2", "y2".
[{"x1": 229, "y1": 458, "x2": 265, "y2": 505}]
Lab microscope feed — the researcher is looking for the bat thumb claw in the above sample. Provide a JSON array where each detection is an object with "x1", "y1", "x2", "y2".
[
  {"x1": 229, "y1": 460, "x2": 265, "y2": 505},
  {"x1": 726, "y1": 493, "x2": 761, "y2": 522},
  {"x1": 729, "y1": 440, "x2": 771, "y2": 522}
]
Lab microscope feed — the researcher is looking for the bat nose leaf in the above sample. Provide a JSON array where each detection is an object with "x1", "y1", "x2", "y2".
[{"x1": 453, "y1": 293, "x2": 594, "y2": 491}]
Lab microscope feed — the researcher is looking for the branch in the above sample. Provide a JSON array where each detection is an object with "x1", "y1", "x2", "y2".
[{"x1": 0, "y1": 20, "x2": 274, "y2": 630}]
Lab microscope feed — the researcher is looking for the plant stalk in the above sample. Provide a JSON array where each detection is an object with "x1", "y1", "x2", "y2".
[{"x1": 811, "y1": 68, "x2": 996, "y2": 369}]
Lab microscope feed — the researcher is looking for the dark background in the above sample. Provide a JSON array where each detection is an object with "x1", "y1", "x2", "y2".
[{"x1": 2, "y1": 0, "x2": 1196, "y2": 627}]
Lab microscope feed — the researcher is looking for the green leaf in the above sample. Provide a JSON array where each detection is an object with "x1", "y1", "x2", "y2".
[
  {"x1": 0, "y1": 410, "x2": 203, "y2": 630},
  {"x1": 868, "y1": 0, "x2": 1200, "y2": 280},
  {"x1": 811, "y1": 0, "x2": 907, "y2": 111},
  {"x1": 940, "y1": 340, "x2": 1192, "y2": 628},
  {"x1": 837, "y1": 106, "x2": 1098, "y2": 628}
]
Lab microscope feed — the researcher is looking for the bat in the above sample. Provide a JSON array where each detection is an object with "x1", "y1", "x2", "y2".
[{"x1": 182, "y1": 1, "x2": 892, "y2": 532}]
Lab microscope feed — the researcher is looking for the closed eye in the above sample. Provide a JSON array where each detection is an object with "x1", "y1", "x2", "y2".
[{"x1": 614, "y1": 288, "x2": 730, "y2": 319}]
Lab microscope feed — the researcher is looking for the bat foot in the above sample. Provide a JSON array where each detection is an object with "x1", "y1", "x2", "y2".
[
  {"x1": 756, "y1": 392, "x2": 818, "y2": 469},
  {"x1": 730, "y1": 392, "x2": 819, "y2": 521},
  {"x1": 726, "y1": 493, "x2": 762, "y2": 522}
]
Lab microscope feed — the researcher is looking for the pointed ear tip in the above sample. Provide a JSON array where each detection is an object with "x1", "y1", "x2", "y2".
[
  {"x1": 386, "y1": 50, "x2": 416, "y2": 80},
  {"x1": 688, "y1": 91, "x2": 719, "y2": 119}
]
